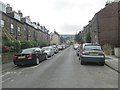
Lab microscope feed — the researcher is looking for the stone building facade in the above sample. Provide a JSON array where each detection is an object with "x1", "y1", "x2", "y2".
[
  {"x1": 1, "y1": 3, "x2": 50, "y2": 45},
  {"x1": 118, "y1": 1, "x2": 120, "y2": 47},
  {"x1": 50, "y1": 31, "x2": 60, "y2": 45},
  {"x1": 81, "y1": 2, "x2": 119, "y2": 47}
]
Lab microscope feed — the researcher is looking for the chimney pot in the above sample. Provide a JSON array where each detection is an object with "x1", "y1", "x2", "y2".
[
  {"x1": 6, "y1": 3, "x2": 12, "y2": 13},
  {"x1": 18, "y1": 10, "x2": 23, "y2": 17}
]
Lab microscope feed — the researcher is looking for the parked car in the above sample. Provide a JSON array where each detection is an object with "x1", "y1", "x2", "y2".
[
  {"x1": 76, "y1": 44, "x2": 82, "y2": 56},
  {"x1": 79, "y1": 43, "x2": 105, "y2": 66},
  {"x1": 41, "y1": 46, "x2": 54, "y2": 57},
  {"x1": 13, "y1": 47, "x2": 47, "y2": 66},
  {"x1": 73, "y1": 43, "x2": 79, "y2": 50},
  {"x1": 62, "y1": 44, "x2": 66, "y2": 49},
  {"x1": 57, "y1": 45, "x2": 63, "y2": 50},
  {"x1": 76, "y1": 46, "x2": 80, "y2": 56},
  {"x1": 52, "y1": 45, "x2": 59, "y2": 54}
]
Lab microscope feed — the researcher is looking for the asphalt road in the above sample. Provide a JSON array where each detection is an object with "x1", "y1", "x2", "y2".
[{"x1": 2, "y1": 46, "x2": 118, "y2": 88}]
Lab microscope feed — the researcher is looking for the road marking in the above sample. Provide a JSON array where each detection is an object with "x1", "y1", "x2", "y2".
[
  {"x1": 0, "y1": 72, "x2": 11, "y2": 78},
  {"x1": 22, "y1": 65, "x2": 39, "y2": 69},
  {"x1": 10, "y1": 79, "x2": 14, "y2": 82},
  {"x1": 2, "y1": 78, "x2": 11, "y2": 83}
]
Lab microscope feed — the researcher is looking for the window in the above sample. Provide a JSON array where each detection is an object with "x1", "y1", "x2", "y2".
[
  {"x1": 0, "y1": 20, "x2": 4, "y2": 27},
  {"x1": 18, "y1": 27, "x2": 21, "y2": 36},
  {"x1": 85, "y1": 46, "x2": 102, "y2": 51},
  {"x1": 29, "y1": 30, "x2": 31, "y2": 37},
  {"x1": 24, "y1": 28, "x2": 26, "y2": 36},
  {"x1": 11, "y1": 24, "x2": 14, "y2": 33}
]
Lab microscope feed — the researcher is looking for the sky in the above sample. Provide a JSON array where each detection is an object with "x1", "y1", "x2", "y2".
[{"x1": 1, "y1": 0, "x2": 114, "y2": 35}]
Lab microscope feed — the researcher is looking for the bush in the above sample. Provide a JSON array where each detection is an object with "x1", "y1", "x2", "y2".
[
  {"x1": 28, "y1": 40, "x2": 38, "y2": 47},
  {"x1": 3, "y1": 40, "x2": 13, "y2": 47},
  {"x1": 86, "y1": 32, "x2": 91, "y2": 43},
  {"x1": 21, "y1": 40, "x2": 31, "y2": 49},
  {"x1": 38, "y1": 41, "x2": 47, "y2": 48},
  {"x1": 13, "y1": 40, "x2": 21, "y2": 53},
  {"x1": 21, "y1": 40, "x2": 39, "y2": 49},
  {"x1": 103, "y1": 44, "x2": 113, "y2": 55},
  {"x1": 3, "y1": 39, "x2": 46, "y2": 53}
]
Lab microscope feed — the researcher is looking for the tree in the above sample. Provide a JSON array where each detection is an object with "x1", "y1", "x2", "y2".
[
  {"x1": 75, "y1": 34, "x2": 81, "y2": 43},
  {"x1": 86, "y1": 32, "x2": 91, "y2": 43}
]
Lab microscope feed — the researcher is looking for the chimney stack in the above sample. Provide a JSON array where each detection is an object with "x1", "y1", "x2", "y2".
[
  {"x1": 6, "y1": 3, "x2": 12, "y2": 13},
  {"x1": 18, "y1": 10, "x2": 23, "y2": 17},
  {"x1": 105, "y1": 0, "x2": 112, "y2": 6}
]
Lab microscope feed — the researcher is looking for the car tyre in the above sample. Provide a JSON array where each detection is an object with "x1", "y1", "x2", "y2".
[
  {"x1": 17, "y1": 65, "x2": 22, "y2": 67},
  {"x1": 81, "y1": 61, "x2": 85, "y2": 65},
  {"x1": 99, "y1": 62, "x2": 105, "y2": 66},
  {"x1": 36, "y1": 58, "x2": 40, "y2": 65},
  {"x1": 45, "y1": 54, "x2": 48, "y2": 60}
]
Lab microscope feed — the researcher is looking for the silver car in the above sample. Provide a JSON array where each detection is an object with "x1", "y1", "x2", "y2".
[
  {"x1": 79, "y1": 43, "x2": 105, "y2": 66},
  {"x1": 57, "y1": 45, "x2": 63, "y2": 50},
  {"x1": 51, "y1": 45, "x2": 59, "y2": 54},
  {"x1": 41, "y1": 46, "x2": 54, "y2": 57},
  {"x1": 73, "y1": 43, "x2": 79, "y2": 50}
]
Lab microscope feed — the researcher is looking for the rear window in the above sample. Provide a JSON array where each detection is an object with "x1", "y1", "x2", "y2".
[
  {"x1": 21, "y1": 49, "x2": 34, "y2": 54},
  {"x1": 84, "y1": 45, "x2": 102, "y2": 51}
]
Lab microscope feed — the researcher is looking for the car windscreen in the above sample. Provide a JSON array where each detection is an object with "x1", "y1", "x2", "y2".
[
  {"x1": 42, "y1": 47, "x2": 50, "y2": 51},
  {"x1": 84, "y1": 46, "x2": 102, "y2": 51},
  {"x1": 74, "y1": 44, "x2": 79, "y2": 46},
  {"x1": 58, "y1": 45, "x2": 62, "y2": 47},
  {"x1": 21, "y1": 49, "x2": 34, "y2": 54}
]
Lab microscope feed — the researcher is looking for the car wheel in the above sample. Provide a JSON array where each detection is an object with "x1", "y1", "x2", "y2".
[
  {"x1": 81, "y1": 61, "x2": 85, "y2": 65},
  {"x1": 99, "y1": 62, "x2": 105, "y2": 66},
  {"x1": 45, "y1": 54, "x2": 48, "y2": 60},
  {"x1": 36, "y1": 58, "x2": 40, "y2": 65},
  {"x1": 17, "y1": 65, "x2": 22, "y2": 67}
]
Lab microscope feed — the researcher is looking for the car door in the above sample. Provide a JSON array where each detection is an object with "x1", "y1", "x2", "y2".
[
  {"x1": 35, "y1": 48, "x2": 43, "y2": 61},
  {"x1": 40, "y1": 49, "x2": 46, "y2": 60}
]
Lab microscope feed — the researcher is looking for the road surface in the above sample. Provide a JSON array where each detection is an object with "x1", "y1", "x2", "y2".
[{"x1": 1, "y1": 46, "x2": 118, "y2": 88}]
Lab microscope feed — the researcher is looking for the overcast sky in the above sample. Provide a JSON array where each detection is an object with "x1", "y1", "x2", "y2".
[{"x1": 1, "y1": 0, "x2": 114, "y2": 35}]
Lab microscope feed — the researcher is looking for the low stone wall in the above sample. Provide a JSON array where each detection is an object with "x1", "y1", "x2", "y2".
[
  {"x1": 2, "y1": 52, "x2": 15, "y2": 64},
  {"x1": 114, "y1": 48, "x2": 120, "y2": 58}
]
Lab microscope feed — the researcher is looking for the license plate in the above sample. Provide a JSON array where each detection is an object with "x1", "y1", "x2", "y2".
[
  {"x1": 18, "y1": 56, "x2": 25, "y2": 59},
  {"x1": 89, "y1": 52, "x2": 98, "y2": 55}
]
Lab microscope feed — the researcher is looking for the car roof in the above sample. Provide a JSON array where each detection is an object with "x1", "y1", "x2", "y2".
[
  {"x1": 82, "y1": 43, "x2": 100, "y2": 47},
  {"x1": 23, "y1": 47, "x2": 40, "y2": 50}
]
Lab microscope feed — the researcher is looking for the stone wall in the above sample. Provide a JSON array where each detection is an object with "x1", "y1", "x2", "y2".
[{"x1": 114, "y1": 48, "x2": 120, "y2": 57}]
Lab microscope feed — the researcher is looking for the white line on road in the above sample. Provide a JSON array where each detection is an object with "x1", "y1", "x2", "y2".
[
  {"x1": 2, "y1": 78, "x2": 11, "y2": 83},
  {"x1": 10, "y1": 79, "x2": 14, "y2": 82},
  {"x1": 0, "y1": 72, "x2": 11, "y2": 78}
]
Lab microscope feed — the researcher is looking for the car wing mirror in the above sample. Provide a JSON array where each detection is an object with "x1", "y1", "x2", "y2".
[{"x1": 41, "y1": 49, "x2": 45, "y2": 52}]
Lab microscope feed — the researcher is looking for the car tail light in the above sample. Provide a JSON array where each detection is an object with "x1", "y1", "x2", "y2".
[
  {"x1": 26, "y1": 54, "x2": 32, "y2": 59},
  {"x1": 102, "y1": 50, "x2": 105, "y2": 56},
  {"x1": 99, "y1": 50, "x2": 105, "y2": 56},
  {"x1": 13, "y1": 55, "x2": 17, "y2": 60},
  {"x1": 82, "y1": 48, "x2": 85, "y2": 55}
]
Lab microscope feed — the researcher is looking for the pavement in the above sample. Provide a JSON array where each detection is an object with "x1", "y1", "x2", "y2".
[
  {"x1": 2, "y1": 62, "x2": 16, "y2": 73},
  {"x1": 105, "y1": 55, "x2": 119, "y2": 73}
]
